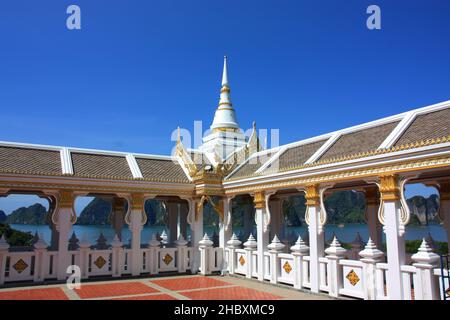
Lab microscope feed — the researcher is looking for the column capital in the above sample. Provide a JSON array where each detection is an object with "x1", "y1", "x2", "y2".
[
  {"x1": 364, "y1": 186, "x2": 379, "y2": 206},
  {"x1": 58, "y1": 190, "x2": 74, "y2": 209},
  {"x1": 253, "y1": 191, "x2": 265, "y2": 209},
  {"x1": 130, "y1": 193, "x2": 145, "y2": 211},
  {"x1": 378, "y1": 174, "x2": 400, "y2": 201},
  {"x1": 113, "y1": 197, "x2": 126, "y2": 212},
  {"x1": 305, "y1": 184, "x2": 320, "y2": 206}
]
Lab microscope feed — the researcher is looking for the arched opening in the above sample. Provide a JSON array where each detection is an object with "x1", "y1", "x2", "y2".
[
  {"x1": 203, "y1": 198, "x2": 220, "y2": 246},
  {"x1": 281, "y1": 194, "x2": 307, "y2": 245},
  {"x1": 0, "y1": 193, "x2": 51, "y2": 248},
  {"x1": 231, "y1": 194, "x2": 255, "y2": 242},
  {"x1": 404, "y1": 183, "x2": 447, "y2": 257}
]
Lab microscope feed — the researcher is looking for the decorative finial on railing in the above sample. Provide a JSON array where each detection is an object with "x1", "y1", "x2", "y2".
[
  {"x1": 267, "y1": 235, "x2": 285, "y2": 252},
  {"x1": 79, "y1": 233, "x2": 91, "y2": 249},
  {"x1": 0, "y1": 234, "x2": 10, "y2": 251},
  {"x1": 68, "y1": 232, "x2": 80, "y2": 250},
  {"x1": 32, "y1": 233, "x2": 48, "y2": 250},
  {"x1": 160, "y1": 230, "x2": 169, "y2": 246},
  {"x1": 148, "y1": 233, "x2": 161, "y2": 247},
  {"x1": 411, "y1": 238, "x2": 439, "y2": 265},
  {"x1": 290, "y1": 235, "x2": 309, "y2": 254},
  {"x1": 111, "y1": 234, "x2": 122, "y2": 248},
  {"x1": 352, "y1": 232, "x2": 364, "y2": 249},
  {"x1": 199, "y1": 233, "x2": 213, "y2": 247},
  {"x1": 96, "y1": 232, "x2": 108, "y2": 250},
  {"x1": 227, "y1": 233, "x2": 242, "y2": 248},
  {"x1": 325, "y1": 236, "x2": 347, "y2": 257},
  {"x1": 359, "y1": 237, "x2": 384, "y2": 261},
  {"x1": 243, "y1": 234, "x2": 257, "y2": 249},
  {"x1": 175, "y1": 234, "x2": 188, "y2": 247}
]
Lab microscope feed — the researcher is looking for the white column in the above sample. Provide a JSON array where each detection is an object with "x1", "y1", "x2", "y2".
[
  {"x1": 112, "y1": 198, "x2": 126, "y2": 241},
  {"x1": 55, "y1": 191, "x2": 75, "y2": 280},
  {"x1": 305, "y1": 185, "x2": 325, "y2": 293},
  {"x1": 219, "y1": 197, "x2": 232, "y2": 249},
  {"x1": 178, "y1": 202, "x2": 189, "y2": 240},
  {"x1": 379, "y1": 175, "x2": 406, "y2": 300},
  {"x1": 243, "y1": 203, "x2": 254, "y2": 239},
  {"x1": 128, "y1": 193, "x2": 145, "y2": 276},
  {"x1": 254, "y1": 191, "x2": 269, "y2": 281},
  {"x1": 365, "y1": 188, "x2": 383, "y2": 248},
  {"x1": 167, "y1": 201, "x2": 179, "y2": 244},
  {"x1": 189, "y1": 198, "x2": 203, "y2": 273},
  {"x1": 269, "y1": 198, "x2": 283, "y2": 241}
]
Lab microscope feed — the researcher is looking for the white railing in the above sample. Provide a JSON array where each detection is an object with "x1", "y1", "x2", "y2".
[{"x1": 375, "y1": 263, "x2": 389, "y2": 299}]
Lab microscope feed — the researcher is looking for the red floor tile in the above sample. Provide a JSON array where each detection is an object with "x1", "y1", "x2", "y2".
[
  {"x1": 0, "y1": 287, "x2": 68, "y2": 300},
  {"x1": 151, "y1": 276, "x2": 230, "y2": 291},
  {"x1": 111, "y1": 293, "x2": 177, "y2": 300},
  {"x1": 75, "y1": 282, "x2": 158, "y2": 299},
  {"x1": 180, "y1": 286, "x2": 282, "y2": 300}
]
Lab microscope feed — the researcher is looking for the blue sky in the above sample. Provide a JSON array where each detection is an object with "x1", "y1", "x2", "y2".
[{"x1": 0, "y1": 0, "x2": 448, "y2": 212}]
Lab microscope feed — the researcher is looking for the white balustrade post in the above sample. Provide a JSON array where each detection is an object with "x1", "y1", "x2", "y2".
[
  {"x1": 199, "y1": 234, "x2": 213, "y2": 275},
  {"x1": 175, "y1": 234, "x2": 188, "y2": 273},
  {"x1": 254, "y1": 191, "x2": 269, "y2": 281},
  {"x1": 33, "y1": 234, "x2": 48, "y2": 282},
  {"x1": 79, "y1": 235, "x2": 91, "y2": 279},
  {"x1": 111, "y1": 235, "x2": 123, "y2": 277},
  {"x1": 226, "y1": 233, "x2": 241, "y2": 275},
  {"x1": 291, "y1": 235, "x2": 309, "y2": 289},
  {"x1": 148, "y1": 234, "x2": 161, "y2": 274},
  {"x1": 411, "y1": 239, "x2": 440, "y2": 300},
  {"x1": 325, "y1": 236, "x2": 347, "y2": 297},
  {"x1": 55, "y1": 191, "x2": 75, "y2": 281},
  {"x1": 305, "y1": 185, "x2": 325, "y2": 293},
  {"x1": 267, "y1": 235, "x2": 285, "y2": 284},
  {"x1": 0, "y1": 235, "x2": 10, "y2": 285},
  {"x1": 359, "y1": 238, "x2": 384, "y2": 300},
  {"x1": 243, "y1": 234, "x2": 257, "y2": 278}
]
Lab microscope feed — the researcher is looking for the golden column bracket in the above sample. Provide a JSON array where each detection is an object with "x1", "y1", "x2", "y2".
[
  {"x1": 253, "y1": 191, "x2": 265, "y2": 209},
  {"x1": 52, "y1": 190, "x2": 77, "y2": 225},
  {"x1": 378, "y1": 174, "x2": 400, "y2": 201},
  {"x1": 125, "y1": 193, "x2": 147, "y2": 225},
  {"x1": 305, "y1": 184, "x2": 320, "y2": 207}
]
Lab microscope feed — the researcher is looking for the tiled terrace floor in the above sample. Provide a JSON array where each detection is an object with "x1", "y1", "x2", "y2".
[{"x1": 0, "y1": 274, "x2": 332, "y2": 300}]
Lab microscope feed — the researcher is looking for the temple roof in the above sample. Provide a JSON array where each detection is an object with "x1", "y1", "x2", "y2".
[
  {"x1": 225, "y1": 101, "x2": 450, "y2": 180},
  {"x1": 0, "y1": 100, "x2": 449, "y2": 185}
]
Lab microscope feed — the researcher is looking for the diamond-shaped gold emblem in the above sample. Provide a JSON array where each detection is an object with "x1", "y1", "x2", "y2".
[
  {"x1": 94, "y1": 256, "x2": 107, "y2": 269},
  {"x1": 283, "y1": 261, "x2": 292, "y2": 274},
  {"x1": 346, "y1": 269, "x2": 360, "y2": 286},
  {"x1": 239, "y1": 255, "x2": 245, "y2": 266},
  {"x1": 162, "y1": 253, "x2": 173, "y2": 265},
  {"x1": 13, "y1": 259, "x2": 28, "y2": 274}
]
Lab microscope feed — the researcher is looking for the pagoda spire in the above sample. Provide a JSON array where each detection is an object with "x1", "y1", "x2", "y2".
[{"x1": 210, "y1": 56, "x2": 239, "y2": 132}]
